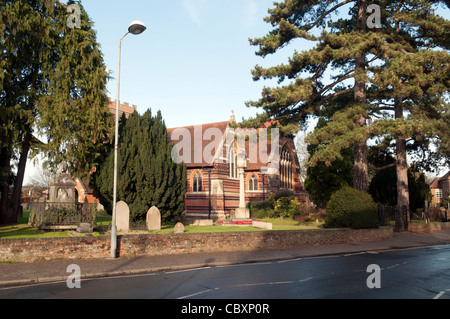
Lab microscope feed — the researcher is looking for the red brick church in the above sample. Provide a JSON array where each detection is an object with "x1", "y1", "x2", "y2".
[
  {"x1": 76, "y1": 102, "x2": 308, "y2": 221},
  {"x1": 167, "y1": 113, "x2": 309, "y2": 221}
]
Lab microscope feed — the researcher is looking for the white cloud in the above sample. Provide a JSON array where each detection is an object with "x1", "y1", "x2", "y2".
[
  {"x1": 245, "y1": 0, "x2": 258, "y2": 27},
  {"x1": 183, "y1": 0, "x2": 202, "y2": 26}
]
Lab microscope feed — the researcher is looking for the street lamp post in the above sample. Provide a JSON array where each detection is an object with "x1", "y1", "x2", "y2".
[{"x1": 111, "y1": 21, "x2": 146, "y2": 259}]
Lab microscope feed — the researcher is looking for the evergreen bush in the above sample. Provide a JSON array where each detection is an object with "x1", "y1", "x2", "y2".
[
  {"x1": 324, "y1": 186, "x2": 379, "y2": 229},
  {"x1": 274, "y1": 197, "x2": 302, "y2": 218},
  {"x1": 92, "y1": 110, "x2": 187, "y2": 223}
]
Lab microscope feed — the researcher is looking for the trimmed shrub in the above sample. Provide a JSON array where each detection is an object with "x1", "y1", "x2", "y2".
[
  {"x1": 274, "y1": 197, "x2": 303, "y2": 218},
  {"x1": 248, "y1": 195, "x2": 276, "y2": 219},
  {"x1": 248, "y1": 194, "x2": 305, "y2": 219},
  {"x1": 324, "y1": 186, "x2": 379, "y2": 229}
]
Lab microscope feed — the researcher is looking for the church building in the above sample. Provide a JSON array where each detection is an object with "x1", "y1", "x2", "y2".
[{"x1": 167, "y1": 113, "x2": 309, "y2": 222}]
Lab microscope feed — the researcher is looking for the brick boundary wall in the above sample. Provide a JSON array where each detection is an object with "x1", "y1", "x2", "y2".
[
  {"x1": 408, "y1": 222, "x2": 450, "y2": 233},
  {"x1": 0, "y1": 227, "x2": 394, "y2": 263}
]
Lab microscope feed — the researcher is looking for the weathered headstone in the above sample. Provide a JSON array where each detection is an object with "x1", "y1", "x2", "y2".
[
  {"x1": 77, "y1": 223, "x2": 93, "y2": 234},
  {"x1": 116, "y1": 201, "x2": 130, "y2": 231},
  {"x1": 174, "y1": 222, "x2": 185, "y2": 234},
  {"x1": 146, "y1": 206, "x2": 161, "y2": 231},
  {"x1": 49, "y1": 161, "x2": 77, "y2": 204}
]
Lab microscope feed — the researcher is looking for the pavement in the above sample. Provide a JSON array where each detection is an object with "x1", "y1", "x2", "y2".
[{"x1": 1, "y1": 229, "x2": 450, "y2": 288}]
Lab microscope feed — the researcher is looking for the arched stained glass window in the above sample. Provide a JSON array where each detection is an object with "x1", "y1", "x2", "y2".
[
  {"x1": 229, "y1": 144, "x2": 238, "y2": 178},
  {"x1": 280, "y1": 147, "x2": 293, "y2": 189},
  {"x1": 193, "y1": 171, "x2": 202, "y2": 192},
  {"x1": 249, "y1": 174, "x2": 258, "y2": 191}
]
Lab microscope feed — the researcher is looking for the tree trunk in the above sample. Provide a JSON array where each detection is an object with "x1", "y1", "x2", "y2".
[
  {"x1": 353, "y1": 141, "x2": 369, "y2": 192},
  {"x1": 10, "y1": 129, "x2": 33, "y2": 223},
  {"x1": 353, "y1": 0, "x2": 369, "y2": 192},
  {"x1": 0, "y1": 146, "x2": 12, "y2": 225},
  {"x1": 395, "y1": 98, "x2": 410, "y2": 223}
]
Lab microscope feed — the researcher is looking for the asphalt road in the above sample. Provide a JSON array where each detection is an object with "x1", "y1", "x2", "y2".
[{"x1": 1, "y1": 245, "x2": 449, "y2": 300}]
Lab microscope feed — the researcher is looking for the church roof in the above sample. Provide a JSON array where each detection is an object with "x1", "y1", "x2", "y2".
[
  {"x1": 167, "y1": 119, "x2": 297, "y2": 170},
  {"x1": 167, "y1": 121, "x2": 230, "y2": 168}
]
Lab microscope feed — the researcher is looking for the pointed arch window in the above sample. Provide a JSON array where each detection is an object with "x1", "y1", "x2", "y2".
[
  {"x1": 229, "y1": 144, "x2": 238, "y2": 178},
  {"x1": 193, "y1": 171, "x2": 202, "y2": 192},
  {"x1": 249, "y1": 174, "x2": 258, "y2": 191},
  {"x1": 280, "y1": 147, "x2": 293, "y2": 189}
]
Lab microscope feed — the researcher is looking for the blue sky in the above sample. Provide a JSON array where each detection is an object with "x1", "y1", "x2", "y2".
[
  {"x1": 25, "y1": 0, "x2": 315, "y2": 183},
  {"x1": 81, "y1": 0, "x2": 294, "y2": 128},
  {"x1": 24, "y1": 1, "x2": 448, "y2": 182}
]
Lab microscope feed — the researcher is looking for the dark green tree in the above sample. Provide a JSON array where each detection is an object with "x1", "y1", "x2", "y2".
[
  {"x1": 92, "y1": 110, "x2": 187, "y2": 223},
  {"x1": 245, "y1": 0, "x2": 449, "y2": 219},
  {"x1": 304, "y1": 118, "x2": 353, "y2": 208},
  {"x1": 369, "y1": 148, "x2": 432, "y2": 213},
  {"x1": 0, "y1": 0, "x2": 112, "y2": 224}
]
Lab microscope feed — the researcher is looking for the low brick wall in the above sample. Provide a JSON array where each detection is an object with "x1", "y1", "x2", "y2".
[
  {"x1": 408, "y1": 222, "x2": 450, "y2": 233},
  {"x1": 0, "y1": 226, "x2": 393, "y2": 263}
]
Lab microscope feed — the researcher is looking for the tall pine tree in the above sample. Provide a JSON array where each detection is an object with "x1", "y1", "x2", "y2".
[
  {"x1": 245, "y1": 0, "x2": 449, "y2": 204},
  {"x1": 307, "y1": 0, "x2": 449, "y2": 215}
]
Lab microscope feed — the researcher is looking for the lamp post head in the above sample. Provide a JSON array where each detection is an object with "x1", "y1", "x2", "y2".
[{"x1": 128, "y1": 21, "x2": 147, "y2": 35}]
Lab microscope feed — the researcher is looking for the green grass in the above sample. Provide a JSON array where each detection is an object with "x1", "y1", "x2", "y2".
[
  {"x1": 0, "y1": 210, "x2": 322, "y2": 239},
  {"x1": 0, "y1": 211, "x2": 71, "y2": 239},
  {"x1": 0, "y1": 224, "x2": 71, "y2": 239},
  {"x1": 144, "y1": 218, "x2": 322, "y2": 234}
]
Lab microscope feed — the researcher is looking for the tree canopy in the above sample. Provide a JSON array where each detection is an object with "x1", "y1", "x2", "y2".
[
  {"x1": 0, "y1": 0, "x2": 112, "y2": 224},
  {"x1": 245, "y1": 0, "x2": 449, "y2": 211},
  {"x1": 92, "y1": 110, "x2": 187, "y2": 223}
]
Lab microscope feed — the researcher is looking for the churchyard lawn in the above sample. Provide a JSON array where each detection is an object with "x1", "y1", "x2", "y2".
[{"x1": 0, "y1": 211, "x2": 322, "y2": 239}]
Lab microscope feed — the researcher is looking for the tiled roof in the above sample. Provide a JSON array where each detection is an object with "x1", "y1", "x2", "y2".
[
  {"x1": 167, "y1": 120, "x2": 296, "y2": 170},
  {"x1": 167, "y1": 121, "x2": 230, "y2": 168},
  {"x1": 430, "y1": 170, "x2": 450, "y2": 189}
]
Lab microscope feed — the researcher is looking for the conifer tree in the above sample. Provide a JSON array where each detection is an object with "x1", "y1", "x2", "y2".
[
  {"x1": 307, "y1": 1, "x2": 449, "y2": 214},
  {"x1": 92, "y1": 110, "x2": 187, "y2": 223},
  {"x1": 246, "y1": 0, "x2": 449, "y2": 202},
  {"x1": 0, "y1": 0, "x2": 112, "y2": 224}
]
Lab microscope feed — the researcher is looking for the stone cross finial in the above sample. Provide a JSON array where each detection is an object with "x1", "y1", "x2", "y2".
[{"x1": 230, "y1": 110, "x2": 236, "y2": 124}]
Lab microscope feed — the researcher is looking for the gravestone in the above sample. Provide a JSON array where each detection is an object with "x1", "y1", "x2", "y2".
[
  {"x1": 174, "y1": 222, "x2": 184, "y2": 234},
  {"x1": 77, "y1": 223, "x2": 93, "y2": 234},
  {"x1": 146, "y1": 206, "x2": 161, "y2": 231},
  {"x1": 116, "y1": 201, "x2": 130, "y2": 231},
  {"x1": 49, "y1": 161, "x2": 77, "y2": 204}
]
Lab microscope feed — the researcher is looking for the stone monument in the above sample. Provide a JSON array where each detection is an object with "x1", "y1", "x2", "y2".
[
  {"x1": 174, "y1": 222, "x2": 185, "y2": 234},
  {"x1": 234, "y1": 149, "x2": 250, "y2": 219},
  {"x1": 146, "y1": 206, "x2": 161, "y2": 231},
  {"x1": 116, "y1": 201, "x2": 130, "y2": 231},
  {"x1": 49, "y1": 162, "x2": 77, "y2": 204},
  {"x1": 77, "y1": 222, "x2": 93, "y2": 234}
]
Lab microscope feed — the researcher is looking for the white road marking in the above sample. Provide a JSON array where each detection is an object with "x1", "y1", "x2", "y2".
[
  {"x1": 344, "y1": 252, "x2": 367, "y2": 257},
  {"x1": 433, "y1": 291, "x2": 446, "y2": 299},
  {"x1": 165, "y1": 267, "x2": 211, "y2": 274},
  {"x1": 177, "y1": 288, "x2": 219, "y2": 299}
]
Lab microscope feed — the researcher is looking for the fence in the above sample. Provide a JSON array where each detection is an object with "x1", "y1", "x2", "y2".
[
  {"x1": 378, "y1": 204, "x2": 449, "y2": 232},
  {"x1": 28, "y1": 202, "x2": 97, "y2": 228}
]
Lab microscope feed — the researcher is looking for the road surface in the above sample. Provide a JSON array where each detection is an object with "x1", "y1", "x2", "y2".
[{"x1": 1, "y1": 245, "x2": 449, "y2": 300}]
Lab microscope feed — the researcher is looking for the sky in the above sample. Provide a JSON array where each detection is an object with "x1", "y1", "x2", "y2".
[
  {"x1": 81, "y1": 0, "x2": 293, "y2": 128},
  {"x1": 26, "y1": 0, "x2": 302, "y2": 183},
  {"x1": 23, "y1": 0, "x2": 449, "y2": 183}
]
